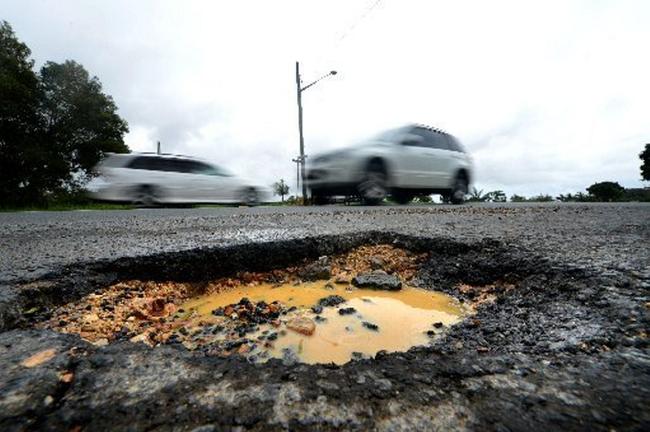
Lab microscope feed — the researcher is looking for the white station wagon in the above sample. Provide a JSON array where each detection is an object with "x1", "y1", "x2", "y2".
[
  {"x1": 88, "y1": 153, "x2": 270, "y2": 206},
  {"x1": 306, "y1": 124, "x2": 473, "y2": 205}
]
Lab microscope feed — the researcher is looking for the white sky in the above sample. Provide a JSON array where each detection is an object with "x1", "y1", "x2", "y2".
[{"x1": 4, "y1": 0, "x2": 649, "y2": 197}]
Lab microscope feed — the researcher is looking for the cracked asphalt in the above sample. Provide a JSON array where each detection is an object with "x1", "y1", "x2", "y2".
[
  {"x1": 0, "y1": 203, "x2": 649, "y2": 431},
  {"x1": 1, "y1": 203, "x2": 647, "y2": 283}
]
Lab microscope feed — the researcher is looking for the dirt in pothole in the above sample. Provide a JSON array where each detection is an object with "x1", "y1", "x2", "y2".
[{"x1": 36, "y1": 244, "x2": 487, "y2": 364}]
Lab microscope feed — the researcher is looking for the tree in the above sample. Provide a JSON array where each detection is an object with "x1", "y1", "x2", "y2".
[
  {"x1": 0, "y1": 20, "x2": 43, "y2": 204},
  {"x1": 272, "y1": 179, "x2": 290, "y2": 202},
  {"x1": 641, "y1": 144, "x2": 650, "y2": 181},
  {"x1": 587, "y1": 181, "x2": 624, "y2": 202},
  {"x1": 0, "y1": 21, "x2": 129, "y2": 206},
  {"x1": 510, "y1": 194, "x2": 527, "y2": 202},
  {"x1": 39, "y1": 60, "x2": 129, "y2": 190}
]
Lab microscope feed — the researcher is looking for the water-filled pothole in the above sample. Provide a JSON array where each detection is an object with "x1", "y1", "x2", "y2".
[
  {"x1": 180, "y1": 281, "x2": 464, "y2": 364},
  {"x1": 35, "y1": 243, "x2": 482, "y2": 364}
]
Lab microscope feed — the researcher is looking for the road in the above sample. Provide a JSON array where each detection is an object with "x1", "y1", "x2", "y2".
[
  {"x1": 1, "y1": 202, "x2": 649, "y2": 430},
  {"x1": 0, "y1": 203, "x2": 648, "y2": 283}
]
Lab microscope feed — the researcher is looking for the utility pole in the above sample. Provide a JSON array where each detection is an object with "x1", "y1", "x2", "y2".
[
  {"x1": 291, "y1": 156, "x2": 301, "y2": 194},
  {"x1": 295, "y1": 61, "x2": 307, "y2": 203},
  {"x1": 156, "y1": 141, "x2": 161, "y2": 155},
  {"x1": 294, "y1": 61, "x2": 338, "y2": 205}
]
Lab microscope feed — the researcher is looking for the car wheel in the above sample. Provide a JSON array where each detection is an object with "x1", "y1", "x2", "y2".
[
  {"x1": 450, "y1": 175, "x2": 468, "y2": 205},
  {"x1": 241, "y1": 187, "x2": 259, "y2": 206},
  {"x1": 392, "y1": 190, "x2": 413, "y2": 205},
  {"x1": 312, "y1": 192, "x2": 330, "y2": 205},
  {"x1": 133, "y1": 185, "x2": 160, "y2": 207},
  {"x1": 358, "y1": 161, "x2": 388, "y2": 205}
]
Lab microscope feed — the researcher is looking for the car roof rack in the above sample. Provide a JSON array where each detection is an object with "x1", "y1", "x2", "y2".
[
  {"x1": 411, "y1": 123, "x2": 449, "y2": 135},
  {"x1": 133, "y1": 152, "x2": 202, "y2": 160}
]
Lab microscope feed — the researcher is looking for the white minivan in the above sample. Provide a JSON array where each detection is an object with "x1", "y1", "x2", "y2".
[
  {"x1": 306, "y1": 124, "x2": 473, "y2": 204},
  {"x1": 88, "y1": 153, "x2": 270, "y2": 206}
]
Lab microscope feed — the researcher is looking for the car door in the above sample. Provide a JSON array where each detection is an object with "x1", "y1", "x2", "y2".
[
  {"x1": 422, "y1": 130, "x2": 453, "y2": 187},
  {"x1": 189, "y1": 161, "x2": 241, "y2": 202},
  {"x1": 126, "y1": 156, "x2": 179, "y2": 202},
  {"x1": 440, "y1": 135, "x2": 466, "y2": 187},
  {"x1": 404, "y1": 128, "x2": 439, "y2": 187},
  {"x1": 159, "y1": 158, "x2": 202, "y2": 202}
]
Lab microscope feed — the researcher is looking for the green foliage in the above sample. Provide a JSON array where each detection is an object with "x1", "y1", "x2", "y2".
[
  {"x1": 641, "y1": 144, "x2": 650, "y2": 181},
  {"x1": 467, "y1": 188, "x2": 506, "y2": 203},
  {"x1": 414, "y1": 194, "x2": 433, "y2": 203},
  {"x1": 528, "y1": 194, "x2": 554, "y2": 202},
  {"x1": 587, "y1": 181, "x2": 624, "y2": 202},
  {"x1": 510, "y1": 194, "x2": 554, "y2": 202},
  {"x1": 285, "y1": 195, "x2": 304, "y2": 205},
  {"x1": 0, "y1": 20, "x2": 43, "y2": 205},
  {"x1": 0, "y1": 188, "x2": 133, "y2": 211},
  {"x1": 466, "y1": 187, "x2": 488, "y2": 202},
  {"x1": 621, "y1": 188, "x2": 650, "y2": 202},
  {"x1": 556, "y1": 192, "x2": 593, "y2": 202},
  {"x1": 484, "y1": 190, "x2": 507, "y2": 202},
  {"x1": 272, "y1": 179, "x2": 290, "y2": 201},
  {"x1": 0, "y1": 21, "x2": 129, "y2": 206},
  {"x1": 39, "y1": 60, "x2": 129, "y2": 180}
]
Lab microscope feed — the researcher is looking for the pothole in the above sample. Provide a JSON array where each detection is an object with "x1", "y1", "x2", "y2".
[
  {"x1": 34, "y1": 244, "x2": 479, "y2": 364},
  {"x1": 180, "y1": 281, "x2": 464, "y2": 364}
]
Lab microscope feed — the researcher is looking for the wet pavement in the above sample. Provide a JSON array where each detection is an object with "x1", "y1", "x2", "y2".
[{"x1": 0, "y1": 203, "x2": 649, "y2": 430}]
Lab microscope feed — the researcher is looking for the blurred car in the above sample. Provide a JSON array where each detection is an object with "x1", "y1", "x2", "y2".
[
  {"x1": 306, "y1": 124, "x2": 472, "y2": 205},
  {"x1": 87, "y1": 153, "x2": 270, "y2": 206}
]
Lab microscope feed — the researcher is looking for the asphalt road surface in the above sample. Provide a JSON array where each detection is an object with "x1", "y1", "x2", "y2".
[
  {"x1": 1, "y1": 202, "x2": 648, "y2": 431},
  {"x1": 1, "y1": 202, "x2": 648, "y2": 283}
]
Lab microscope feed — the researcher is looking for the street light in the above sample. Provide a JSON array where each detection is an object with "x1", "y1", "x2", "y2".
[{"x1": 295, "y1": 61, "x2": 337, "y2": 204}]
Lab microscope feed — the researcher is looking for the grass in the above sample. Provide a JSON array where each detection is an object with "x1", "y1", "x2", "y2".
[{"x1": 0, "y1": 202, "x2": 134, "y2": 212}]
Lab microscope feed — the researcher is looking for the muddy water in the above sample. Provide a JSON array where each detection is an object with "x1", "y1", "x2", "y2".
[{"x1": 181, "y1": 281, "x2": 465, "y2": 364}]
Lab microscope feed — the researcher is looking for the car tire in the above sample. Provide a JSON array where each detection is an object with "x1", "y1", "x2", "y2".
[
  {"x1": 392, "y1": 190, "x2": 413, "y2": 205},
  {"x1": 450, "y1": 175, "x2": 468, "y2": 205},
  {"x1": 241, "y1": 187, "x2": 259, "y2": 206},
  {"x1": 312, "y1": 192, "x2": 330, "y2": 205},
  {"x1": 358, "y1": 161, "x2": 388, "y2": 205},
  {"x1": 133, "y1": 185, "x2": 160, "y2": 207}
]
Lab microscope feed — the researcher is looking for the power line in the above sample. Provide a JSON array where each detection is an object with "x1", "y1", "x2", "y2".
[
  {"x1": 335, "y1": 0, "x2": 383, "y2": 45},
  {"x1": 308, "y1": 0, "x2": 383, "y2": 81}
]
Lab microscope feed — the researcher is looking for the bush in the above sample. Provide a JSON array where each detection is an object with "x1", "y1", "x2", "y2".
[
  {"x1": 510, "y1": 194, "x2": 527, "y2": 202},
  {"x1": 622, "y1": 188, "x2": 650, "y2": 202},
  {"x1": 527, "y1": 194, "x2": 554, "y2": 202}
]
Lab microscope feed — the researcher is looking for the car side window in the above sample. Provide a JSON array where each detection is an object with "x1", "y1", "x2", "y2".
[
  {"x1": 204, "y1": 164, "x2": 231, "y2": 176},
  {"x1": 407, "y1": 129, "x2": 431, "y2": 147},
  {"x1": 128, "y1": 156, "x2": 164, "y2": 171},
  {"x1": 170, "y1": 159, "x2": 197, "y2": 173},
  {"x1": 434, "y1": 133, "x2": 452, "y2": 150},
  {"x1": 153, "y1": 158, "x2": 177, "y2": 172},
  {"x1": 410, "y1": 128, "x2": 448, "y2": 150},
  {"x1": 191, "y1": 161, "x2": 215, "y2": 174}
]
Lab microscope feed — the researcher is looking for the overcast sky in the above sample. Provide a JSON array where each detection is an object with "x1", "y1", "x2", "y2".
[{"x1": 4, "y1": 0, "x2": 649, "y2": 197}]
